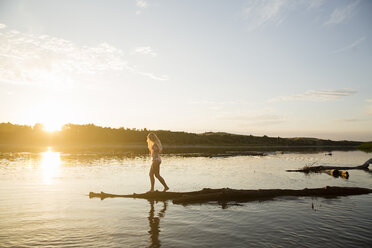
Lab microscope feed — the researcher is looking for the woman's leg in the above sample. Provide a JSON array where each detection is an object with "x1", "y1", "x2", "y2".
[
  {"x1": 149, "y1": 164, "x2": 155, "y2": 192},
  {"x1": 152, "y1": 160, "x2": 169, "y2": 191}
]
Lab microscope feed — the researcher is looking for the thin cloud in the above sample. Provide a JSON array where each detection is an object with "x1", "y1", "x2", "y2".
[
  {"x1": 124, "y1": 61, "x2": 168, "y2": 81},
  {"x1": 125, "y1": 63, "x2": 169, "y2": 80},
  {"x1": 0, "y1": 23, "x2": 6, "y2": 29},
  {"x1": 136, "y1": 0, "x2": 148, "y2": 15},
  {"x1": 0, "y1": 26, "x2": 168, "y2": 87},
  {"x1": 337, "y1": 118, "x2": 369, "y2": 122},
  {"x1": 133, "y1": 46, "x2": 157, "y2": 57},
  {"x1": 307, "y1": 0, "x2": 325, "y2": 9},
  {"x1": 242, "y1": 1, "x2": 360, "y2": 30},
  {"x1": 241, "y1": 0, "x2": 330, "y2": 30},
  {"x1": 270, "y1": 89, "x2": 356, "y2": 102},
  {"x1": 324, "y1": 0, "x2": 359, "y2": 26},
  {"x1": 332, "y1": 37, "x2": 366, "y2": 53},
  {"x1": 243, "y1": 0, "x2": 290, "y2": 30},
  {"x1": 218, "y1": 113, "x2": 286, "y2": 127},
  {"x1": 136, "y1": 0, "x2": 148, "y2": 8},
  {"x1": 134, "y1": 70, "x2": 169, "y2": 81}
]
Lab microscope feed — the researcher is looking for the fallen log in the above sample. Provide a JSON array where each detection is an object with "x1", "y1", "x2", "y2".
[
  {"x1": 286, "y1": 158, "x2": 372, "y2": 173},
  {"x1": 89, "y1": 186, "x2": 372, "y2": 205},
  {"x1": 89, "y1": 188, "x2": 223, "y2": 201}
]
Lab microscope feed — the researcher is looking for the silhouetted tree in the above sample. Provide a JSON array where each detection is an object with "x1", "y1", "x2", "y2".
[{"x1": 0, "y1": 122, "x2": 364, "y2": 147}]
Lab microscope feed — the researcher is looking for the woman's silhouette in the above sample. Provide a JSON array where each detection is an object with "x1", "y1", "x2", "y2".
[{"x1": 147, "y1": 133, "x2": 169, "y2": 192}]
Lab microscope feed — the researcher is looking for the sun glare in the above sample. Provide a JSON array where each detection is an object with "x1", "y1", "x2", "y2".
[
  {"x1": 41, "y1": 147, "x2": 61, "y2": 184},
  {"x1": 43, "y1": 121, "x2": 64, "y2": 132},
  {"x1": 25, "y1": 100, "x2": 68, "y2": 132}
]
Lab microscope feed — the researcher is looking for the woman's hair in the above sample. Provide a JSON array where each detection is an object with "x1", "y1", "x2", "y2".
[{"x1": 147, "y1": 132, "x2": 163, "y2": 152}]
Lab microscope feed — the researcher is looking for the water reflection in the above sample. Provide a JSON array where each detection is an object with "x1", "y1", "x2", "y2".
[
  {"x1": 41, "y1": 147, "x2": 61, "y2": 184},
  {"x1": 148, "y1": 200, "x2": 167, "y2": 248}
]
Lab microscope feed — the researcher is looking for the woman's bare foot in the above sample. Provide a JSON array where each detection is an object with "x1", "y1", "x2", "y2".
[
  {"x1": 163, "y1": 186, "x2": 169, "y2": 192},
  {"x1": 147, "y1": 189, "x2": 154, "y2": 193}
]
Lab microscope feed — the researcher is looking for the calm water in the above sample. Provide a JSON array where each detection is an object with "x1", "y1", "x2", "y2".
[{"x1": 1, "y1": 148, "x2": 372, "y2": 247}]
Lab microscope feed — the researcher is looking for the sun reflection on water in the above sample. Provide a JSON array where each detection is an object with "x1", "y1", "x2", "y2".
[{"x1": 41, "y1": 147, "x2": 61, "y2": 184}]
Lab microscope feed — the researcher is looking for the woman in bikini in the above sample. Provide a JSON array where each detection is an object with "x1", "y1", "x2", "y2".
[{"x1": 147, "y1": 133, "x2": 169, "y2": 192}]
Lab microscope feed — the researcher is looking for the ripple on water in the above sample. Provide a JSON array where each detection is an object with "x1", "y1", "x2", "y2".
[{"x1": 1, "y1": 150, "x2": 372, "y2": 247}]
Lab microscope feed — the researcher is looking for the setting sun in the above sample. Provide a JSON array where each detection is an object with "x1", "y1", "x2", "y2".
[
  {"x1": 43, "y1": 121, "x2": 63, "y2": 132},
  {"x1": 24, "y1": 100, "x2": 68, "y2": 132}
]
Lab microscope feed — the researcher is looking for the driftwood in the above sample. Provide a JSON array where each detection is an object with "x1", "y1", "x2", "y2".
[
  {"x1": 286, "y1": 158, "x2": 372, "y2": 173},
  {"x1": 89, "y1": 186, "x2": 372, "y2": 205}
]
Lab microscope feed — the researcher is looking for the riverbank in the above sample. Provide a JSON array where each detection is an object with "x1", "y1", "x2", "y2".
[{"x1": 0, "y1": 143, "x2": 360, "y2": 156}]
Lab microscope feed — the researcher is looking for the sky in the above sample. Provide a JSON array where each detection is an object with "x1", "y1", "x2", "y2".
[{"x1": 0, "y1": 0, "x2": 371, "y2": 141}]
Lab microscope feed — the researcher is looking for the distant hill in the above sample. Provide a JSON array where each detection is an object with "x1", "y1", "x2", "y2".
[{"x1": 0, "y1": 122, "x2": 364, "y2": 147}]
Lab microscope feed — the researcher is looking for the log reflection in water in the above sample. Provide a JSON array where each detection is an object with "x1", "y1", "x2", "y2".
[{"x1": 148, "y1": 200, "x2": 167, "y2": 248}]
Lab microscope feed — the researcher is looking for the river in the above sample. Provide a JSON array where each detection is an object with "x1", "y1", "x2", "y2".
[{"x1": 1, "y1": 148, "x2": 372, "y2": 247}]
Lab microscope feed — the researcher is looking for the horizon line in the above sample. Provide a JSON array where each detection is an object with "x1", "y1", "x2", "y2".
[{"x1": 0, "y1": 121, "x2": 368, "y2": 143}]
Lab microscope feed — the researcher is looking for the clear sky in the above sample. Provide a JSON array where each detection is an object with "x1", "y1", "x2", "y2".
[{"x1": 0, "y1": 0, "x2": 371, "y2": 141}]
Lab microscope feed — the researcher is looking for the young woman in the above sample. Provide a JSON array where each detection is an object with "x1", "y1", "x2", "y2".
[{"x1": 147, "y1": 133, "x2": 169, "y2": 192}]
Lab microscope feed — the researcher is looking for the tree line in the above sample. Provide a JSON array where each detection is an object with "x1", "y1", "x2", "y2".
[{"x1": 0, "y1": 122, "x2": 364, "y2": 147}]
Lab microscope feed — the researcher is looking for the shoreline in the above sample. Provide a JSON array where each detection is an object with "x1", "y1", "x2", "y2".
[{"x1": 0, "y1": 143, "x2": 360, "y2": 154}]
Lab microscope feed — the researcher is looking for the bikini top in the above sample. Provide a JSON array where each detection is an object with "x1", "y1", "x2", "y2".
[{"x1": 151, "y1": 144, "x2": 160, "y2": 158}]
